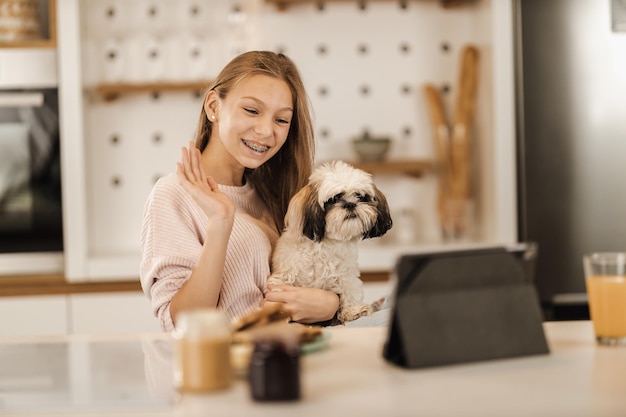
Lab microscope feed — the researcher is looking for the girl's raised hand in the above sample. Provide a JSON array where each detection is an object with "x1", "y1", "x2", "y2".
[{"x1": 176, "y1": 141, "x2": 236, "y2": 226}]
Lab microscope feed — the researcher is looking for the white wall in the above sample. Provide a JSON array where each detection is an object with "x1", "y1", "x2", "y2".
[{"x1": 57, "y1": 0, "x2": 517, "y2": 281}]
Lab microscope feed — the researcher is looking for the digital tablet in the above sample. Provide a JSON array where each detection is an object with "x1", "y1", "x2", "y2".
[{"x1": 383, "y1": 242, "x2": 549, "y2": 368}]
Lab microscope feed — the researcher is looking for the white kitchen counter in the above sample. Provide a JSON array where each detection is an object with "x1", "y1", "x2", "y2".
[{"x1": 0, "y1": 321, "x2": 625, "y2": 417}]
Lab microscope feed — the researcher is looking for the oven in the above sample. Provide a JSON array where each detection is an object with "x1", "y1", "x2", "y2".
[{"x1": 0, "y1": 45, "x2": 63, "y2": 274}]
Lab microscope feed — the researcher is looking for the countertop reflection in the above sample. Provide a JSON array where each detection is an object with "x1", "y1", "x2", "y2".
[
  {"x1": 1, "y1": 323, "x2": 626, "y2": 417},
  {"x1": 0, "y1": 334, "x2": 173, "y2": 415}
]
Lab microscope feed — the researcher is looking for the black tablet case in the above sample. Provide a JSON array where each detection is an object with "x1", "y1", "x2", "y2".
[{"x1": 383, "y1": 244, "x2": 549, "y2": 368}]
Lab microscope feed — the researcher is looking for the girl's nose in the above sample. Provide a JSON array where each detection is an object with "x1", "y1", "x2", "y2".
[{"x1": 254, "y1": 116, "x2": 273, "y2": 137}]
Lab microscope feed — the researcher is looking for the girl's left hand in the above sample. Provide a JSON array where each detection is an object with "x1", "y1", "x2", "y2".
[{"x1": 264, "y1": 284, "x2": 339, "y2": 324}]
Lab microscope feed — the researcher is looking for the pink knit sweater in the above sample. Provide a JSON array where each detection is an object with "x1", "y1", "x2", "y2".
[{"x1": 140, "y1": 173, "x2": 279, "y2": 331}]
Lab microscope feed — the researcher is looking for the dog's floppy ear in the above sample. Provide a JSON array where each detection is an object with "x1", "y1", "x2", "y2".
[
  {"x1": 300, "y1": 183, "x2": 326, "y2": 242},
  {"x1": 363, "y1": 185, "x2": 393, "y2": 239},
  {"x1": 285, "y1": 184, "x2": 326, "y2": 241}
]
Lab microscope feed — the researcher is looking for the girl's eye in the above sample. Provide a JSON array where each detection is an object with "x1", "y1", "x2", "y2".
[
  {"x1": 244, "y1": 108, "x2": 258, "y2": 115},
  {"x1": 276, "y1": 118, "x2": 290, "y2": 125}
]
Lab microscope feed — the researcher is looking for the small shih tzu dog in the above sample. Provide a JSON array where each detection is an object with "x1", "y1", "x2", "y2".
[{"x1": 267, "y1": 160, "x2": 393, "y2": 323}]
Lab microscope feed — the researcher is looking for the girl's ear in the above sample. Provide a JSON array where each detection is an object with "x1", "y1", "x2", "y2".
[{"x1": 204, "y1": 90, "x2": 219, "y2": 120}]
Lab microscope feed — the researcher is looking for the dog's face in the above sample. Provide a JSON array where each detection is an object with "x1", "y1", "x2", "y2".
[{"x1": 285, "y1": 160, "x2": 393, "y2": 242}]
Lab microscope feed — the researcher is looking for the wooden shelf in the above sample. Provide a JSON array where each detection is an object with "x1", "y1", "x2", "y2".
[
  {"x1": 349, "y1": 159, "x2": 433, "y2": 178},
  {"x1": 0, "y1": 274, "x2": 141, "y2": 297},
  {"x1": 0, "y1": 271, "x2": 386, "y2": 297},
  {"x1": 266, "y1": 0, "x2": 397, "y2": 10},
  {"x1": 94, "y1": 81, "x2": 213, "y2": 101},
  {"x1": 0, "y1": 39, "x2": 56, "y2": 49},
  {"x1": 265, "y1": 0, "x2": 473, "y2": 11}
]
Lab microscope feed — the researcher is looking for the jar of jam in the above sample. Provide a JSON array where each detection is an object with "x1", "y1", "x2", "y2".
[{"x1": 248, "y1": 338, "x2": 301, "y2": 401}]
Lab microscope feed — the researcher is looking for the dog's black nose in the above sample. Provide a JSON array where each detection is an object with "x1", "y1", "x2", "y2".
[{"x1": 343, "y1": 202, "x2": 356, "y2": 211}]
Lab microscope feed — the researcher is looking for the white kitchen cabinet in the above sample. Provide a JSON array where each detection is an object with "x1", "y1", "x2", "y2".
[
  {"x1": 68, "y1": 293, "x2": 161, "y2": 334},
  {"x1": 0, "y1": 292, "x2": 160, "y2": 337},
  {"x1": 0, "y1": 295, "x2": 68, "y2": 336},
  {"x1": 56, "y1": 0, "x2": 517, "y2": 281},
  {"x1": 0, "y1": 48, "x2": 57, "y2": 88}
]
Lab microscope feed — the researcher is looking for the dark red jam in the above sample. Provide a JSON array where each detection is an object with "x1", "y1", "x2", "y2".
[{"x1": 248, "y1": 339, "x2": 301, "y2": 402}]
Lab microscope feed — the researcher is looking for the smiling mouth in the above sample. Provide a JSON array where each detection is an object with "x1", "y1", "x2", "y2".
[{"x1": 242, "y1": 139, "x2": 270, "y2": 153}]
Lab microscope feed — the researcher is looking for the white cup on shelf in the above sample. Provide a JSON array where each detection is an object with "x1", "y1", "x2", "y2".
[
  {"x1": 176, "y1": 0, "x2": 215, "y2": 36},
  {"x1": 131, "y1": 0, "x2": 169, "y2": 37},
  {"x1": 182, "y1": 34, "x2": 211, "y2": 81},
  {"x1": 393, "y1": 207, "x2": 421, "y2": 245},
  {"x1": 163, "y1": 36, "x2": 185, "y2": 83},
  {"x1": 100, "y1": 39, "x2": 126, "y2": 83},
  {"x1": 83, "y1": 0, "x2": 129, "y2": 40},
  {"x1": 144, "y1": 36, "x2": 167, "y2": 82},
  {"x1": 125, "y1": 35, "x2": 167, "y2": 83}
]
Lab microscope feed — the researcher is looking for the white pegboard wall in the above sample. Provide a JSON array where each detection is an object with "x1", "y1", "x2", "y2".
[
  {"x1": 259, "y1": 0, "x2": 492, "y2": 244},
  {"x1": 79, "y1": 0, "x2": 261, "y2": 84},
  {"x1": 76, "y1": 0, "x2": 494, "y2": 264},
  {"x1": 84, "y1": 92, "x2": 203, "y2": 255},
  {"x1": 79, "y1": 0, "x2": 260, "y2": 257},
  {"x1": 259, "y1": 1, "x2": 489, "y2": 163}
]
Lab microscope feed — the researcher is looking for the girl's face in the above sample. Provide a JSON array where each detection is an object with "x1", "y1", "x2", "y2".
[{"x1": 209, "y1": 74, "x2": 294, "y2": 171}]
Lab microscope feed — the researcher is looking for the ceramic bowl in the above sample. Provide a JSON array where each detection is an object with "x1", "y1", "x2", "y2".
[{"x1": 352, "y1": 135, "x2": 392, "y2": 163}]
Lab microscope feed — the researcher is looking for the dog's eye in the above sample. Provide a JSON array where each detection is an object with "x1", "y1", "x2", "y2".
[
  {"x1": 324, "y1": 193, "x2": 344, "y2": 208},
  {"x1": 356, "y1": 193, "x2": 371, "y2": 203},
  {"x1": 332, "y1": 193, "x2": 344, "y2": 203}
]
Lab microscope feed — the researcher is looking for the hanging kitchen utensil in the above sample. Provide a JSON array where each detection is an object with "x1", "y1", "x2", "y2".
[
  {"x1": 423, "y1": 84, "x2": 452, "y2": 228},
  {"x1": 451, "y1": 45, "x2": 479, "y2": 202},
  {"x1": 448, "y1": 45, "x2": 479, "y2": 238},
  {"x1": 423, "y1": 44, "x2": 479, "y2": 240}
]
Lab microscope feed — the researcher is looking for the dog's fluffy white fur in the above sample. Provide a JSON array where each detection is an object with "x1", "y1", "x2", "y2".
[{"x1": 267, "y1": 160, "x2": 393, "y2": 323}]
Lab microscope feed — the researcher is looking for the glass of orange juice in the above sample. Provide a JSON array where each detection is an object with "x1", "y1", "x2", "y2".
[{"x1": 583, "y1": 252, "x2": 626, "y2": 346}]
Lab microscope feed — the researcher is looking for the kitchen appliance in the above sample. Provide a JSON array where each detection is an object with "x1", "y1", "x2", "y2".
[
  {"x1": 0, "y1": 44, "x2": 62, "y2": 273},
  {"x1": 515, "y1": 0, "x2": 626, "y2": 319},
  {"x1": 0, "y1": 89, "x2": 62, "y2": 255}
]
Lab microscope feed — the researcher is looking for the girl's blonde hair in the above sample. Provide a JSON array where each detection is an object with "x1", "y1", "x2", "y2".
[{"x1": 194, "y1": 51, "x2": 315, "y2": 232}]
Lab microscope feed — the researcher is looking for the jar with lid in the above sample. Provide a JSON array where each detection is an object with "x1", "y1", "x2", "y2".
[
  {"x1": 248, "y1": 336, "x2": 301, "y2": 402},
  {"x1": 171, "y1": 308, "x2": 233, "y2": 393}
]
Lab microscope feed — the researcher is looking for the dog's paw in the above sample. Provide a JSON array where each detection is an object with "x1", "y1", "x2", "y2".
[
  {"x1": 266, "y1": 275, "x2": 285, "y2": 286},
  {"x1": 370, "y1": 295, "x2": 388, "y2": 312},
  {"x1": 338, "y1": 304, "x2": 373, "y2": 322}
]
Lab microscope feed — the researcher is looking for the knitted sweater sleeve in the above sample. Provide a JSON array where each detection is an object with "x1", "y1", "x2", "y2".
[{"x1": 140, "y1": 175, "x2": 205, "y2": 332}]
